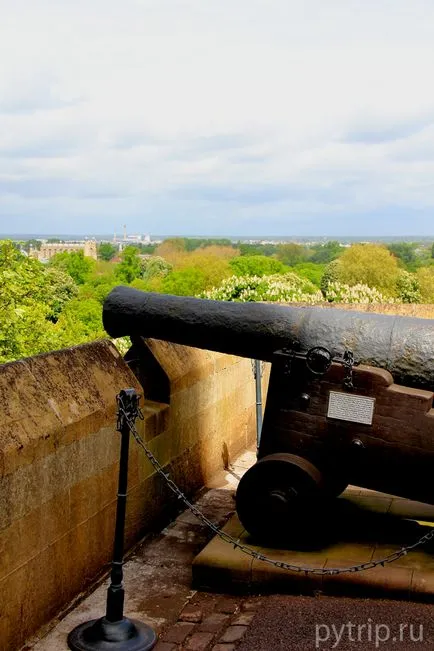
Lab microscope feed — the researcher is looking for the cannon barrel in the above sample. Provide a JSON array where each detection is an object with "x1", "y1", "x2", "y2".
[{"x1": 103, "y1": 286, "x2": 434, "y2": 390}]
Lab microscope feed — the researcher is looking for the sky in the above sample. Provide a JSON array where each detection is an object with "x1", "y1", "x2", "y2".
[{"x1": 1, "y1": 0, "x2": 434, "y2": 237}]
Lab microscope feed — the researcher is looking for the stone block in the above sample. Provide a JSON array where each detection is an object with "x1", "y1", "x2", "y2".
[
  {"x1": 185, "y1": 632, "x2": 215, "y2": 650},
  {"x1": 198, "y1": 613, "x2": 230, "y2": 633},
  {"x1": 179, "y1": 605, "x2": 203, "y2": 623},
  {"x1": 162, "y1": 621, "x2": 196, "y2": 644},
  {"x1": 219, "y1": 626, "x2": 247, "y2": 643}
]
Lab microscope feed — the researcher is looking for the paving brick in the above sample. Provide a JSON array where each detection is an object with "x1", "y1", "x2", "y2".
[
  {"x1": 185, "y1": 631, "x2": 215, "y2": 650},
  {"x1": 179, "y1": 605, "x2": 203, "y2": 623},
  {"x1": 232, "y1": 612, "x2": 255, "y2": 626},
  {"x1": 198, "y1": 612, "x2": 230, "y2": 633},
  {"x1": 215, "y1": 597, "x2": 240, "y2": 614},
  {"x1": 219, "y1": 626, "x2": 248, "y2": 643},
  {"x1": 241, "y1": 599, "x2": 262, "y2": 611},
  {"x1": 162, "y1": 621, "x2": 196, "y2": 644},
  {"x1": 211, "y1": 645, "x2": 236, "y2": 651},
  {"x1": 155, "y1": 643, "x2": 178, "y2": 651}
]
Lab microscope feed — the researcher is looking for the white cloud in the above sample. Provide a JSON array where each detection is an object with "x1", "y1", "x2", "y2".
[{"x1": 0, "y1": 0, "x2": 434, "y2": 234}]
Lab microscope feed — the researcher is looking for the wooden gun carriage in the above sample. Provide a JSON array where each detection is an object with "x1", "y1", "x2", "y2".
[{"x1": 103, "y1": 287, "x2": 434, "y2": 539}]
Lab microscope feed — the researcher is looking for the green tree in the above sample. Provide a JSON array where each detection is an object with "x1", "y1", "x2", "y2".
[
  {"x1": 49, "y1": 250, "x2": 95, "y2": 284},
  {"x1": 22, "y1": 239, "x2": 42, "y2": 253},
  {"x1": 58, "y1": 297, "x2": 105, "y2": 338},
  {"x1": 320, "y1": 259, "x2": 342, "y2": 295},
  {"x1": 417, "y1": 267, "x2": 434, "y2": 302},
  {"x1": 237, "y1": 242, "x2": 278, "y2": 256},
  {"x1": 291, "y1": 262, "x2": 325, "y2": 287},
  {"x1": 183, "y1": 238, "x2": 233, "y2": 251},
  {"x1": 332, "y1": 244, "x2": 400, "y2": 295},
  {"x1": 0, "y1": 241, "x2": 79, "y2": 362},
  {"x1": 161, "y1": 268, "x2": 207, "y2": 296},
  {"x1": 114, "y1": 246, "x2": 142, "y2": 283},
  {"x1": 387, "y1": 242, "x2": 417, "y2": 268},
  {"x1": 276, "y1": 243, "x2": 309, "y2": 266},
  {"x1": 98, "y1": 242, "x2": 117, "y2": 261},
  {"x1": 42, "y1": 267, "x2": 79, "y2": 320},
  {"x1": 310, "y1": 241, "x2": 343, "y2": 264},
  {"x1": 229, "y1": 255, "x2": 287, "y2": 277},
  {"x1": 141, "y1": 256, "x2": 172, "y2": 280},
  {"x1": 396, "y1": 270, "x2": 421, "y2": 303}
]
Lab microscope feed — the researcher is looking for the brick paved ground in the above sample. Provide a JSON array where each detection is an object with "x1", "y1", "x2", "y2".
[
  {"x1": 155, "y1": 593, "x2": 261, "y2": 651},
  {"x1": 28, "y1": 448, "x2": 434, "y2": 651}
]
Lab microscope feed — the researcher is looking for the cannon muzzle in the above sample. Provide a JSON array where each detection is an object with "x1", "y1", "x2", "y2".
[{"x1": 103, "y1": 286, "x2": 434, "y2": 390}]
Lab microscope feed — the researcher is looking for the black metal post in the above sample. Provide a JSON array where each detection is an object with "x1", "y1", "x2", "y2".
[
  {"x1": 68, "y1": 389, "x2": 157, "y2": 651},
  {"x1": 106, "y1": 400, "x2": 130, "y2": 623},
  {"x1": 254, "y1": 360, "x2": 263, "y2": 454}
]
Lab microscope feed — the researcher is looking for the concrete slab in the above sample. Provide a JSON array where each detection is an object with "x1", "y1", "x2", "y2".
[{"x1": 193, "y1": 491, "x2": 434, "y2": 602}]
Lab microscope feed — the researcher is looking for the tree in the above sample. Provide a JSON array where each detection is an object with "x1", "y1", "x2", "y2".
[
  {"x1": 0, "y1": 240, "x2": 79, "y2": 362},
  {"x1": 22, "y1": 239, "x2": 42, "y2": 253},
  {"x1": 276, "y1": 243, "x2": 309, "y2": 266},
  {"x1": 114, "y1": 246, "x2": 142, "y2": 283},
  {"x1": 310, "y1": 241, "x2": 343, "y2": 264},
  {"x1": 332, "y1": 244, "x2": 400, "y2": 295},
  {"x1": 237, "y1": 242, "x2": 278, "y2": 256},
  {"x1": 183, "y1": 238, "x2": 233, "y2": 251},
  {"x1": 396, "y1": 270, "x2": 421, "y2": 303},
  {"x1": 320, "y1": 259, "x2": 342, "y2": 295},
  {"x1": 161, "y1": 268, "x2": 208, "y2": 296},
  {"x1": 387, "y1": 242, "x2": 417, "y2": 268},
  {"x1": 141, "y1": 256, "x2": 172, "y2": 280},
  {"x1": 291, "y1": 262, "x2": 325, "y2": 287},
  {"x1": 416, "y1": 267, "x2": 434, "y2": 302},
  {"x1": 229, "y1": 255, "x2": 287, "y2": 277},
  {"x1": 49, "y1": 250, "x2": 95, "y2": 284},
  {"x1": 98, "y1": 242, "x2": 117, "y2": 261}
]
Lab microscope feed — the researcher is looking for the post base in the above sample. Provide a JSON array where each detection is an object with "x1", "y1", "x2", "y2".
[{"x1": 67, "y1": 616, "x2": 157, "y2": 651}]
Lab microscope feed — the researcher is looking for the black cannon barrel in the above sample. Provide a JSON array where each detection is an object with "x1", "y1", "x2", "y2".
[{"x1": 103, "y1": 286, "x2": 434, "y2": 390}]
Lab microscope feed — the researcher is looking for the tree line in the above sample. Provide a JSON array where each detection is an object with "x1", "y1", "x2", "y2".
[{"x1": 1, "y1": 237, "x2": 434, "y2": 364}]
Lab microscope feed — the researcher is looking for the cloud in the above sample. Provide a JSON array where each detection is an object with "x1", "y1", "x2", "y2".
[{"x1": 1, "y1": 0, "x2": 434, "y2": 234}]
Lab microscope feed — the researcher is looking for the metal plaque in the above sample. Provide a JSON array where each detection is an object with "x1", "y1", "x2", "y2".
[{"x1": 327, "y1": 391, "x2": 375, "y2": 425}]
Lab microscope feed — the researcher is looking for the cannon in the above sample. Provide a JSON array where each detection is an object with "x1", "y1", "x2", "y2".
[{"x1": 104, "y1": 286, "x2": 434, "y2": 539}]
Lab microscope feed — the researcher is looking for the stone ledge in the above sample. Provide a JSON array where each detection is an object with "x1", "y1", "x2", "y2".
[{"x1": 193, "y1": 492, "x2": 434, "y2": 602}]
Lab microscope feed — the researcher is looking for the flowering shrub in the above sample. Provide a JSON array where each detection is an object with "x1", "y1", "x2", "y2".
[
  {"x1": 396, "y1": 270, "x2": 421, "y2": 303},
  {"x1": 323, "y1": 282, "x2": 395, "y2": 304},
  {"x1": 201, "y1": 273, "x2": 399, "y2": 305},
  {"x1": 200, "y1": 273, "x2": 323, "y2": 303}
]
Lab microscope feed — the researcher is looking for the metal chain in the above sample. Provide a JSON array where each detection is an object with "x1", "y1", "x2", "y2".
[
  {"x1": 342, "y1": 350, "x2": 356, "y2": 389},
  {"x1": 117, "y1": 396, "x2": 434, "y2": 576}
]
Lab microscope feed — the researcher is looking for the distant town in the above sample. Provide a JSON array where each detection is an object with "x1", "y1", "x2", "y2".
[{"x1": 4, "y1": 228, "x2": 434, "y2": 265}]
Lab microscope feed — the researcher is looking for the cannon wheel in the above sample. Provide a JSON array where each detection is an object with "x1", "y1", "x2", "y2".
[{"x1": 235, "y1": 453, "x2": 324, "y2": 541}]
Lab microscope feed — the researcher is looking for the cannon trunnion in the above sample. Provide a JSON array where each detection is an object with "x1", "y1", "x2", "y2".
[{"x1": 103, "y1": 286, "x2": 434, "y2": 540}]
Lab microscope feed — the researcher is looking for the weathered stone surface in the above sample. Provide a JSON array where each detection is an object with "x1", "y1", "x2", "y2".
[
  {"x1": 0, "y1": 339, "x2": 263, "y2": 650},
  {"x1": 219, "y1": 626, "x2": 248, "y2": 643},
  {"x1": 162, "y1": 621, "x2": 196, "y2": 644}
]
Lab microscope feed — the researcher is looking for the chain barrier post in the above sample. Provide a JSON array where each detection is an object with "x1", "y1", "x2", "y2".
[{"x1": 68, "y1": 388, "x2": 156, "y2": 651}]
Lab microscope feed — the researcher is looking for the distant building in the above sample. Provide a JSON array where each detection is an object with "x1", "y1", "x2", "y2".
[{"x1": 31, "y1": 240, "x2": 98, "y2": 261}]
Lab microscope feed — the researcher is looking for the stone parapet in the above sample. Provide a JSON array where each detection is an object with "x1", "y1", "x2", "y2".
[{"x1": 0, "y1": 339, "x2": 267, "y2": 650}]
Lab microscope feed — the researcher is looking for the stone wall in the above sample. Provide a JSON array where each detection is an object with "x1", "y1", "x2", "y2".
[{"x1": 0, "y1": 339, "x2": 265, "y2": 650}]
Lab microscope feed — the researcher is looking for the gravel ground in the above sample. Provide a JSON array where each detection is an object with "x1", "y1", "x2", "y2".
[{"x1": 237, "y1": 594, "x2": 434, "y2": 651}]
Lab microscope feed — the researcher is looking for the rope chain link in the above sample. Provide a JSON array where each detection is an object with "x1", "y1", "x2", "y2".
[{"x1": 117, "y1": 394, "x2": 434, "y2": 577}]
